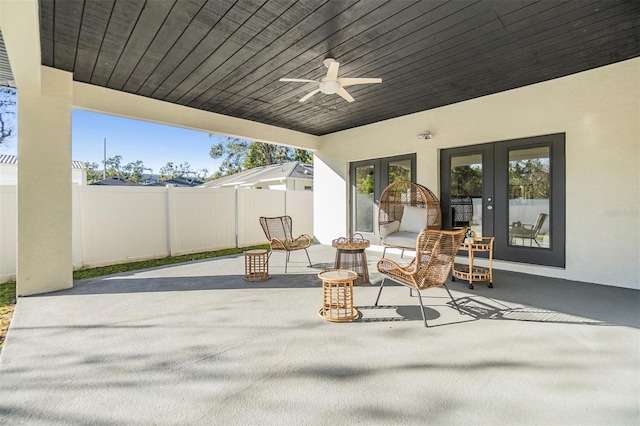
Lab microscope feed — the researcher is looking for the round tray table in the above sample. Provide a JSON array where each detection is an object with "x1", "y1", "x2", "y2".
[
  {"x1": 318, "y1": 269, "x2": 359, "y2": 322},
  {"x1": 331, "y1": 234, "x2": 370, "y2": 285},
  {"x1": 452, "y1": 236, "x2": 494, "y2": 289}
]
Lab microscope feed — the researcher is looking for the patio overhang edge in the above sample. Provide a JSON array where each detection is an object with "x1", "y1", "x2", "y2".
[
  {"x1": 0, "y1": 0, "x2": 41, "y2": 92},
  {"x1": 72, "y1": 80, "x2": 320, "y2": 152}
]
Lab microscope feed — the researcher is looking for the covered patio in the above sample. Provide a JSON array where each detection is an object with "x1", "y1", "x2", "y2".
[
  {"x1": 1, "y1": 245, "x2": 638, "y2": 424},
  {"x1": 0, "y1": 1, "x2": 638, "y2": 423},
  {"x1": 0, "y1": 0, "x2": 638, "y2": 296}
]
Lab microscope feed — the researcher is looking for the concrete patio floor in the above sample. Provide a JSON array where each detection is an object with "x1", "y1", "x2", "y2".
[{"x1": 0, "y1": 244, "x2": 638, "y2": 425}]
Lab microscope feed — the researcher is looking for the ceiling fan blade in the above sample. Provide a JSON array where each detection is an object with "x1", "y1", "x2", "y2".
[
  {"x1": 299, "y1": 88, "x2": 321, "y2": 102},
  {"x1": 338, "y1": 77, "x2": 382, "y2": 87},
  {"x1": 280, "y1": 78, "x2": 317, "y2": 83},
  {"x1": 337, "y1": 87, "x2": 355, "y2": 103},
  {"x1": 326, "y1": 61, "x2": 339, "y2": 80}
]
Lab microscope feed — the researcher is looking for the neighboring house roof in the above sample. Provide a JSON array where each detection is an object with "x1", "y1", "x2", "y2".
[
  {"x1": 0, "y1": 154, "x2": 17, "y2": 164},
  {"x1": 200, "y1": 161, "x2": 313, "y2": 189},
  {"x1": 145, "y1": 177, "x2": 204, "y2": 187},
  {"x1": 0, "y1": 154, "x2": 85, "y2": 169},
  {"x1": 90, "y1": 177, "x2": 138, "y2": 186}
]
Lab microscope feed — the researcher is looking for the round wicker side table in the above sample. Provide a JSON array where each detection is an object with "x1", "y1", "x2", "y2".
[
  {"x1": 318, "y1": 269, "x2": 359, "y2": 322},
  {"x1": 332, "y1": 234, "x2": 370, "y2": 285},
  {"x1": 244, "y1": 249, "x2": 270, "y2": 282}
]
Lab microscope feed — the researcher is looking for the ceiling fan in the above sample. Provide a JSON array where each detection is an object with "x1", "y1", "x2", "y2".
[{"x1": 279, "y1": 58, "x2": 382, "y2": 103}]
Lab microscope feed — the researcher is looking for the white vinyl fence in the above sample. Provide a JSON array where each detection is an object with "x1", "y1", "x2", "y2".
[{"x1": 1, "y1": 185, "x2": 313, "y2": 282}]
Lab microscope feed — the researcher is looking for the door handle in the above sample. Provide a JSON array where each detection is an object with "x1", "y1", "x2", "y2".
[{"x1": 486, "y1": 196, "x2": 493, "y2": 210}]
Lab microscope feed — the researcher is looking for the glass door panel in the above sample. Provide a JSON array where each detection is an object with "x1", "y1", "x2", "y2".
[
  {"x1": 354, "y1": 164, "x2": 375, "y2": 233},
  {"x1": 441, "y1": 144, "x2": 494, "y2": 238},
  {"x1": 508, "y1": 146, "x2": 551, "y2": 248},
  {"x1": 387, "y1": 158, "x2": 412, "y2": 184},
  {"x1": 451, "y1": 153, "x2": 483, "y2": 237}
]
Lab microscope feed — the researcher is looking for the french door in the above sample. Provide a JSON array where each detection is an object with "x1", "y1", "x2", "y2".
[
  {"x1": 441, "y1": 134, "x2": 565, "y2": 267},
  {"x1": 350, "y1": 154, "x2": 416, "y2": 237}
]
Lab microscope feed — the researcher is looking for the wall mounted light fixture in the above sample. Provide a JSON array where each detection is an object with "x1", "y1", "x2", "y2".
[{"x1": 417, "y1": 131, "x2": 432, "y2": 140}]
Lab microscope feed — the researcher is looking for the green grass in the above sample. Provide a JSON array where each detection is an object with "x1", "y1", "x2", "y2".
[
  {"x1": 72, "y1": 244, "x2": 270, "y2": 280},
  {"x1": 0, "y1": 281, "x2": 16, "y2": 349},
  {"x1": 0, "y1": 281, "x2": 16, "y2": 308}
]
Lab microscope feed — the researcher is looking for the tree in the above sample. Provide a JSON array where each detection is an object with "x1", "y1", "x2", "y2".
[
  {"x1": 509, "y1": 159, "x2": 550, "y2": 200},
  {"x1": 0, "y1": 88, "x2": 17, "y2": 146},
  {"x1": 451, "y1": 165, "x2": 483, "y2": 198},
  {"x1": 105, "y1": 155, "x2": 125, "y2": 179},
  {"x1": 209, "y1": 138, "x2": 249, "y2": 177},
  {"x1": 209, "y1": 136, "x2": 313, "y2": 178},
  {"x1": 293, "y1": 148, "x2": 313, "y2": 164},
  {"x1": 355, "y1": 167, "x2": 374, "y2": 194},
  {"x1": 123, "y1": 160, "x2": 148, "y2": 184},
  {"x1": 84, "y1": 162, "x2": 102, "y2": 184},
  {"x1": 100, "y1": 155, "x2": 151, "y2": 183},
  {"x1": 159, "y1": 161, "x2": 208, "y2": 180},
  {"x1": 388, "y1": 164, "x2": 411, "y2": 184}
]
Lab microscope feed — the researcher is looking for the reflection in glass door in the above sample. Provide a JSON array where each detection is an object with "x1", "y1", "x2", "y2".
[
  {"x1": 450, "y1": 153, "x2": 484, "y2": 237},
  {"x1": 354, "y1": 164, "x2": 375, "y2": 233},
  {"x1": 387, "y1": 158, "x2": 412, "y2": 184},
  {"x1": 508, "y1": 147, "x2": 551, "y2": 248}
]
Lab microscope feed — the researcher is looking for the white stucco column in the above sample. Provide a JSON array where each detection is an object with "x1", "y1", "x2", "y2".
[{"x1": 17, "y1": 66, "x2": 73, "y2": 296}]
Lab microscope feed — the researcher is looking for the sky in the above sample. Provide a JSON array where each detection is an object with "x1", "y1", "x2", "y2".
[
  {"x1": 71, "y1": 110, "x2": 223, "y2": 175},
  {"x1": 0, "y1": 108, "x2": 226, "y2": 176}
]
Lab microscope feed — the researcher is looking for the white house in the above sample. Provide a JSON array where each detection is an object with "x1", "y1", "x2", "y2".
[
  {"x1": 0, "y1": 154, "x2": 86, "y2": 185},
  {"x1": 200, "y1": 161, "x2": 313, "y2": 191}
]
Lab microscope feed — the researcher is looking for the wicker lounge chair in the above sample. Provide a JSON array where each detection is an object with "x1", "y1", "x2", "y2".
[
  {"x1": 259, "y1": 216, "x2": 312, "y2": 273},
  {"x1": 375, "y1": 228, "x2": 466, "y2": 327},
  {"x1": 378, "y1": 181, "x2": 442, "y2": 257}
]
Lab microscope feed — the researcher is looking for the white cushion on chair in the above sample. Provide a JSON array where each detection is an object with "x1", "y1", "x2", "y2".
[
  {"x1": 383, "y1": 231, "x2": 420, "y2": 249},
  {"x1": 379, "y1": 220, "x2": 400, "y2": 238},
  {"x1": 399, "y1": 206, "x2": 427, "y2": 233}
]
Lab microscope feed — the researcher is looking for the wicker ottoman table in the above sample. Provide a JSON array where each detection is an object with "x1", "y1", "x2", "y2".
[
  {"x1": 244, "y1": 249, "x2": 270, "y2": 282},
  {"x1": 318, "y1": 269, "x2": 359, "y2": 322},
  {"x1": 332, "y1": 234, "x2": 370, "y2": 285}
]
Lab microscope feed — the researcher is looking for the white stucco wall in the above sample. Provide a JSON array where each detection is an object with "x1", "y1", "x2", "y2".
[{"x1": 314, "y1": 58, "x2": 640, "y2": 289}]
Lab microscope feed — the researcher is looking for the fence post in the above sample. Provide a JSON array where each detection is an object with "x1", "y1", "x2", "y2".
[
  {"x1": 235, "y1": 186, "x2": 239, "y2": 248},
  {"x1": 166, "y1": 186, "x2": 176, "y2": 256},
  {"x1": 71, "y1": 184, "x2": 84, "y2": 270}
]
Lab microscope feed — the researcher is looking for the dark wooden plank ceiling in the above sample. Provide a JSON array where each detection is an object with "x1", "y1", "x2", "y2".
[{"x1": 39, "y1": 0, "x2": 640, "y2": 136}]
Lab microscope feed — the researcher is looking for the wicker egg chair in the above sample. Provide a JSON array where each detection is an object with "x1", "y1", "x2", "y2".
[{"x1": 378, "y1": 181, "x2": 442, "y2": 257}]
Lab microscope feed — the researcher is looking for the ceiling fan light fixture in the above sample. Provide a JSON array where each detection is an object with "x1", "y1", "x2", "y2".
[
  {"x1": 320, "y1": 79, "x2": 340, "y2": 94},
  {"x1": 280, "y1": 58, "x2": 381, "y2": 103}
]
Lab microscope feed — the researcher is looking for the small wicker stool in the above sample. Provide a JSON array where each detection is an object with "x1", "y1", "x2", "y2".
[
  {"x1": 318, "y1": 269, "x2": 359, "y2": 322},
  {"x1": 244, "y1": 249, "x2": 270, "y2": 282}
]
